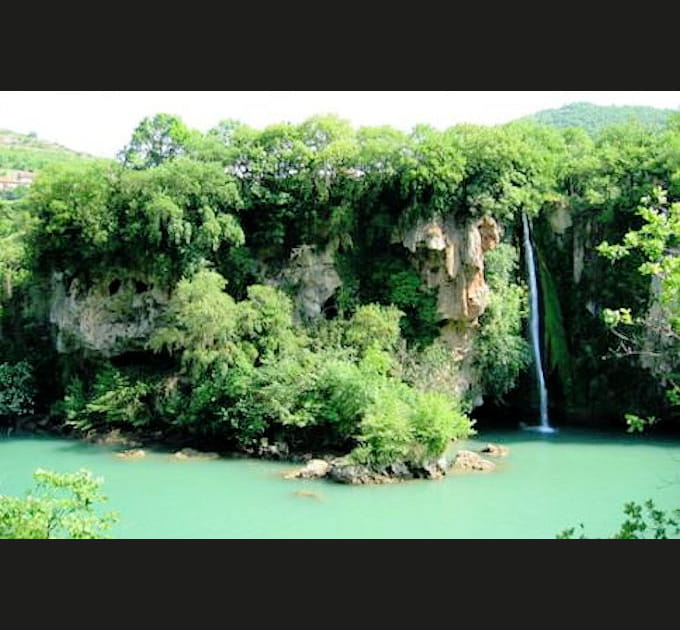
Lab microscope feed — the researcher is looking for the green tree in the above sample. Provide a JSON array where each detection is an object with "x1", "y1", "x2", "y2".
[
  {"x1": 118, "y1": 113, "x2": 193, "y2": 169},
  {"x1": 149, "y1": 269, "x2": 245, "y2": 375}
]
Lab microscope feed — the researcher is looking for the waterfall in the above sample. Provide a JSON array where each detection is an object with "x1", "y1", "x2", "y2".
[{"x1": 521, "y1": 213, "x2": 556, "y2": 434}]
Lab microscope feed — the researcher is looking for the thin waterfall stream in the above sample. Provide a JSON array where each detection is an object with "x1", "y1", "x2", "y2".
[{"x1": 521, "y1": 213, "x2": 557, "y2": 434}]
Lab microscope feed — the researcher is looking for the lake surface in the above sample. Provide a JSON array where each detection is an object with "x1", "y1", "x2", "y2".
[{"x1": 1, "y1": 427, "x2": 679, "y2": 538}]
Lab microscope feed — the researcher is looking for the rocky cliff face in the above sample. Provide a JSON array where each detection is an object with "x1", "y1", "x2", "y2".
[
  {"x1": 49, "y1": 272, "x2": 169, "y2": 357},
  {"x1": 47, "y1": 216, "x2": 501, "y2": 386},
  {"x1": 400, "y1": 215, "x2": 500, "y2": 323},
  {"x1": 270, "y1": 244, "x2": 342, "y2": 322},
  {"x1": 399, "y1": 214, "x2": 501, "y2": 402}
]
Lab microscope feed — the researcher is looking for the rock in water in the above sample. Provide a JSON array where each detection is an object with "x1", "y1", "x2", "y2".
[
  {"x1": 480, "y1": 443, "x2": 509, "y2": 457},
  {"x1": 284, "y1": 459, "x2": 331, "y2": 480},
  {"x1": 328, "y1": 461, "x2": 379, "y2": 485},
  {"x1": 256, "y1": 438, "x2": 290, "y2": 459},
  {"x1": 453, "y1": 450, "x2": 495, "y2": 472}
]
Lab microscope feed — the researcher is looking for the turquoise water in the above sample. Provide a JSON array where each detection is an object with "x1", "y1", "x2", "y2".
[{"x1": 1, "y1": 427, "x2": 679, "y2": 538}]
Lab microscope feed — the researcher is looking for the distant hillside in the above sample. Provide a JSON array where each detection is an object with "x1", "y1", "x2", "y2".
[
  {"x1": 0, "y1": 129, "x2": 91, "y2": 172},
  {"x1": 0, "y1": 130, "x2": 92, "y2": 198},
  {"x1": 520, "y1": 102, "x2": 680, "y2": 135}
]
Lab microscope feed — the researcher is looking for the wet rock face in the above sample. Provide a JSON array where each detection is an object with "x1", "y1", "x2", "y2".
[{"x1": 49, "y1": 272, "x2": 169, "y2": 357}]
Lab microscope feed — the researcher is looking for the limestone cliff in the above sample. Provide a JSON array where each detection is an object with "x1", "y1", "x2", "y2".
[
  {"x1": 269, "y1": 244, "x2": 342, "y2": 323},
  {"x1": 400, "y1": 215, "x2": 500, "y2": 322},
  {"x1": 398, "y1": 214, "x2": 501, "y2": 401},
  {"x1": 47, "y1": 215, "x2": 500, "y2": 393},
  {"x1": 49, "y1": 272, "x2": 169, "y2": 357}
]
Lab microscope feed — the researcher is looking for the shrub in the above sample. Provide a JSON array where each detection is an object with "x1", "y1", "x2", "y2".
[
  {"x1": 84, "y1": 367, "x2": 153, "y2": 429},
  {"x1": 352, "y1": 381, "x2": 413, "y2": 466},
  {"x1": 387, "y1": 269, "x2": 440, "y2": 347},
  {"x1": 409, "y1": 390, "x2": 472, "y2": 461},
  {"x1": 57, "y1": 367, "x2": 154, "y2": 432},
  {"x1": 400, "y1": 340, "x2": 463, "y2": 400},
  {"x1": 0, "y1": 468, "x2": 117, "y2": 539},
  {"x1": 351, "y1": 375, "x2": 473, "y2": 467}
]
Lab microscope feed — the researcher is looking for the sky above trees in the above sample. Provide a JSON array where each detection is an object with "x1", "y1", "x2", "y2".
[{"x1": 2, "y1": 91, "x2": 679, "y2": 159}]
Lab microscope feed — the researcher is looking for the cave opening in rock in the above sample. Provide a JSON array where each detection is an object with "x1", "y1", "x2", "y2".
[
  {"x1": 134, "y1": 280, "x2": 150, "y2": 294},
  {"x1": 108, "y1": 279, "x2": 121, "y2": 296},
  {"x1": 322, "y1": 295, "x2": 338, "y2": 320}
]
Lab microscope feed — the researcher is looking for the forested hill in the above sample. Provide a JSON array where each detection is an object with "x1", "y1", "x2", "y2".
[
  {"x1": 0, "y1": 129, "x2": 90, "y2": 172},
  {"x1": 0, "y1": 130, "x2": 92, "y2": 199},
  {"x1": 520, "y1": 102, "x2": 679, "y2": 135}
]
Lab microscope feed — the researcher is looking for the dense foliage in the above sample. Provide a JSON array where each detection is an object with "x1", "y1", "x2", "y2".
[
  {"x1": 0, "y1": 200, "x2": 33, "y2": 310},
  {"x1": 473, "y1": 243, "x2": 530, "y2": 401},
  {"x1": 0, "y1": 468, "x2": 117, "y2": 539},
  {"x1": 597, "y1": 187, "x2": 680, "y2": 429}
]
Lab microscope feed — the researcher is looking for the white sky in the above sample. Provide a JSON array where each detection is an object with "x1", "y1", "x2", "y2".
[{"x1": 2, "y1": 91, "x2": 679, "y2": 159}]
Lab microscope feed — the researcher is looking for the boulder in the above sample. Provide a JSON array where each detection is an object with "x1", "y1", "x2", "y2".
[
  {"x1": 480, "y1": 443, "x2": 509, "y2": 457},
  {"x1": 420, "y1": 461, "x2": 444, "y2": 480},
  {"x1": 284, "y1": 459, "x2": 331, "y2": 480},
  {"x1": 453, "y1": 450, "x2": 495, "y2": 472},
  {"x1": 328, "y1": 460, "x2": 385, "y2": 485}
]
